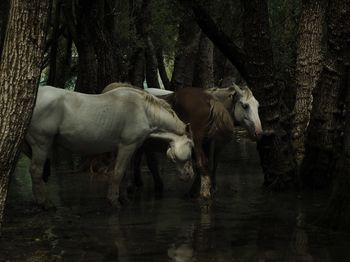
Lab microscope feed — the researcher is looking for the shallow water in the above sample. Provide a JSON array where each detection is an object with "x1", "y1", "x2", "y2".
[{"x1": 1, "y1": 138, "x2": 350, "y2": 262}]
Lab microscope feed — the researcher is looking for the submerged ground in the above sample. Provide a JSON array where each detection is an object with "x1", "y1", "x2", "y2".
[{"x1": 1, "y1": 137, "x2": 350, "y2": 261}]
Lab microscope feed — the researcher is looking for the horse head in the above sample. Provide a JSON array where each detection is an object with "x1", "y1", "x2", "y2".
[
  {"x1": 231, "y1": 84, "x2": 263, "y2": 140},
  {"x1": 166, "y1": 125, "x2": 194, "y2": 181}
]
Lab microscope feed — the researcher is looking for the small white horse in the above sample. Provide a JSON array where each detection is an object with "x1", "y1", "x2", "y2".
[
  {"x1": 206, "y1": 84, "x2": 262, "y2": 139},
  {"x1": 26, "y1": 86, "x2": 194, "y2": 208}
]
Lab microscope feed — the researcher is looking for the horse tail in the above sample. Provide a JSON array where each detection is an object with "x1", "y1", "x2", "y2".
[
  {"x1": 207, "y1": 98, "x2": 234, "y2": 137},
  {"x1": 21, "y1": 140, "x2": 51, "y2": 183}
]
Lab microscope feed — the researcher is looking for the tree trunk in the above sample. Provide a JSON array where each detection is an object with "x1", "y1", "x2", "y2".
[
  {"x1": 0, "y1": 0, "x2": 50, "y2": 232},
  {"x1": 47, "y1": 0, "x2": 63, "y2": 86},
  {"x1": 242, "y1": 0, "x2": 296, "y2": 189},
  {"x1": 192, "y1": 32, "x2": 214, "y2": 88},
  {"x1": 291, "y1": 0, "x2": 326, "y2": 165},
  {"x1": 170, "y1": 16, "x2": 200, "y2": 91},
  {"x1": 156, "y1": 48, "x2": 170, "y2": 89},
  {"x1": 0, "y1": 0, "x2": 9, "y2": 58},
  {"x1": 301, "y1": 0, "x2": 350, "y2": 188},
  {"x1": 145, "y1": 36, "x2": 160, "y2": 88},
  {"x1": 63, "y1": 0, "x2": 118, "y2": 93},
  {"x1": 53, "y1": 34, "x2": 72, "y2": 88},
  {"x1": 322, "y1": 4, "x2": 350, "y2": 227}
]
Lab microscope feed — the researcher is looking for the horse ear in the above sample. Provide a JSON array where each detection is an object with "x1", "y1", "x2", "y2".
[{"x1": 233, "y1": 83, "x2": 244, "y2": 97}]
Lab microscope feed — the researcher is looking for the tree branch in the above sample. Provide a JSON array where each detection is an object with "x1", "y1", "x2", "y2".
[{"x1": 177, "y1": 0, "x2": 248, "y2": 81}]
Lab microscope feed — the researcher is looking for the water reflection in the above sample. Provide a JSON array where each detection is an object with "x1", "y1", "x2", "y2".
[{"x1": 1, "y1": 139, "x2": 350, "y2": 261}]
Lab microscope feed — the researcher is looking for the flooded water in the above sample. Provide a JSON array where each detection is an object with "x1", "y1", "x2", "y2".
[{"x1": 1, "y1": 138, "x2": 350, "y2": 261}]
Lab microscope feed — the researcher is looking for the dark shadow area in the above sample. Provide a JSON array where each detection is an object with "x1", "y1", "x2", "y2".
[{"x1": 1, "y1": 138, "x2": 349, "y2": 261}]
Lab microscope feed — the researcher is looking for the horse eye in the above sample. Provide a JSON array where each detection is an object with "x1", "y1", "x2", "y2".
[{"x1": 242, "y1": 103, "x2": 249, "y2": 110}]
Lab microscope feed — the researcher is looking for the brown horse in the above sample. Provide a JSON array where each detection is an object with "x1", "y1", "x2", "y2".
[{"x1": 129, "y1": 87, "x2": 235, "y2": 198}]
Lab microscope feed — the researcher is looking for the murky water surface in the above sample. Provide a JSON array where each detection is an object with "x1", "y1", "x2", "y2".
[{"x1": 1, "y1": 138, "x2": 350, "y2": 261}]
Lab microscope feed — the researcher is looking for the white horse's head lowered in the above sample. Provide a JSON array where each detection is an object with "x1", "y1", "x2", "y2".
[
  {"x1": 231, "y1": 84, "x2": 262, "y2": 140},
  {"x1": 166, "y1": 126, "x2": 194, "y2": 181}
]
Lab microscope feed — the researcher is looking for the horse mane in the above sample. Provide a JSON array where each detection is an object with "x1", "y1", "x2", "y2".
[
  {"x1": 207, "y1": 85, "x2": 253, "y2": 101},
  {"x1": 207, "y1": 98, "x2": 234, "y2": 137},
  {"x1": 102, "y1": 82, "x2": 136, "y2": 93},
  {"x1": 103, "y1": 82, "x2": 176, "y2": 117}
]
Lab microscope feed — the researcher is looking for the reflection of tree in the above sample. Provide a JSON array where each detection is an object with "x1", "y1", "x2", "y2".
[{"x1": 288, "y1": 211, "x2": 314, "y2": 262}]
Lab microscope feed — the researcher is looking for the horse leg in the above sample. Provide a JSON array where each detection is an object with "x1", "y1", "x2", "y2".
[
  {"x1": 145, "y1": 150, "x2": 163, "y2": 194},
  {"x1": 189, "y1": 134, "x2": 211, "y2": 199},
  {"x1": 133, "y1": 148, "x2": 144, "y2": 188},
  {"x1": 211, "y1": 143, "x2": 223, "y2": 193},
  {"x1": 107, "y1": 144, "x2": 137, "y2": 208},
  {"x1": 30, "y1": 146, "x2": 54, "y2": 209}
]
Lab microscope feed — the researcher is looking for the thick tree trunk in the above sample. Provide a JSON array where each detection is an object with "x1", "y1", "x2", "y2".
[
  {"x1": 170, "y1": 17, "x2": 200, "y2": 91},
  {"x1": 128, "y1": 48, "x2": 145, "y2": 88},
  {"x1": 0, "y1": 0, "x2": 50, "y2": 232},
  {"x1": 63, "y1": 0, "x2": 118, "y2": 93},
  {"x1": 301, "y1": 0, "x2": 350, "y2": 188},
  {"x1": 214, "y1": 48, "x2": 238, "y2": 87},
  {"x1": 322, "y1": 7, "x2": 350, "y2": 228},
  {"x1": 192, "y1": 32, "x2": 214, "y2": 88},
  {"x1": 0, "y1": 0, "x2": 9, "y2": 58},
  {"x1": 75, "y1": 34, "x2": 98, "y2": 93},
  {"x1": 242, "y1": 0, "x2": 296, "y2": 189},
  {"x1": 53, "y1": 35, "x2": 72, "y2": 88},
  {"x1": 128, "y1": 0, "x2": 155, "y2": 88},
  {"x1": 291, "y1": 0, "x2": 326, "y2": 164}
]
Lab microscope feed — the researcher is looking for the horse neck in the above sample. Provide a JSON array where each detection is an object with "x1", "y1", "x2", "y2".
[
  {"x1": 149, "y1": 131, "x2": 183, "y2": 144},
  {"x1": 145, "y1": 104, "x2": 186, "y2": 136}
]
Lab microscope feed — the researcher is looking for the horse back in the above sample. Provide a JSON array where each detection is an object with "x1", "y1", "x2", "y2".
[{"x1": 166, "y1": 88, "x2": 234, "y2": 138}]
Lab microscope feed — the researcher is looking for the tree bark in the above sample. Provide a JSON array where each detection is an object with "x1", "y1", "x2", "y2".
[
  {"x1": 192, "y1": 32, "x2": 214, "y2": 88},
  {"x1": 0, "y1": 0, "x2": 9, "y2": 58},
  {"x1": 47, "y1": 0, "x2": 63, "y2": 86},
  {"x1": 242, "y1": 0, "x2": 297, "y2": 189},
  {"x1": 178, "y1": 1, "x2": 248, "y2": 81},
  {"x1": 301, "y1": 0, "x2": 350, "y2": 188},
  {"x1": 170, "y1": 16, "x2": 200, "y2": 90},
  {"x1": 322, "y1": 4, "x2": 350, "y2": 227},
  {"x1": 53, "y1": 34, "x2": 72, "y2": 88},
  {"x1": 63, "y1": 0, "x2": 119, "y2": 93},
  {"x1": 291, "y1": 0, "x2": 326, "y2": 165},
  {"x1": 0, "y1": 0, "x2": 50, "y2": 232},
  {"x1": 145, "y1": 36, "x2": 160, "y2": 89}
]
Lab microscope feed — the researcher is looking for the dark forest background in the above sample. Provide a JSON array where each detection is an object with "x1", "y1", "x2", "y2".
[{"x1": 0, "y1": 0, "x2": 350, "y2": 232}]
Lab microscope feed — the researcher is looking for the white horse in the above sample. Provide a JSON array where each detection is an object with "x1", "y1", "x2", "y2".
[
  {"x1": 206, "y1": 84, "x2": 262, "y2": 139},
  {"x1": 25, "y1": 86, "x2": 194, "y2": 208}
]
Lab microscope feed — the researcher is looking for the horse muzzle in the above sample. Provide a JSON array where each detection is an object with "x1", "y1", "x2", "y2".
[{"x1": 178, "y1": 162, "x2": 194, "y2": 181}]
